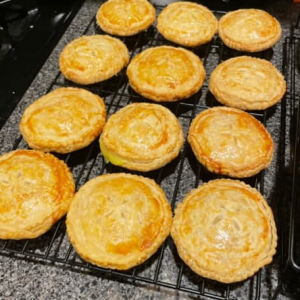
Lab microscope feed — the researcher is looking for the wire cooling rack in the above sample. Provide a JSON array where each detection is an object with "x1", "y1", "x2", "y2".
[
  {"x1": 275, "y1": 17, "x2": 300, "y2": 297},
  {"x1": 0, "y1": 3, "x2": 297, "y2": 299}
]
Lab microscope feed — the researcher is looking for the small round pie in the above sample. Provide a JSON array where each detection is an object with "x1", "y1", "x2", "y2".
[
  {"x1": 96, "y1": 0, "x2": 156, "y2": 36},
  {"x1": 171, "y1": 179, "x2": 277, "y2": 283},
  {"x1": 126, "y1": 46, "x2": 206, "y2": 102},
  {"x1": 66, "y1": 173, "x2": 172, "y2": 270},
  {"x1": 188, "y1": 106, "x2": 274, "y2": 178},
  {"x1": 157, "y1": 2, "x2": 218, "y2": 47},
  {"x1": 20, "y1": 87, "x2": 107, "y2": 154},
  {"x1": 209, "y1": 56, "x2": 286, "y2": 110},
  {"x1": 218, "y1": 9, "x2": 282, "y2": 52},
  {"x1": 59, "y1": 35, "x2": 129, "y2": 85},
  {"x1": 99, "y1": 102, "x2": 184, "y2": 172},
  {"x1": 0, "y1": 149, "x2": 75, "y2": 240}
]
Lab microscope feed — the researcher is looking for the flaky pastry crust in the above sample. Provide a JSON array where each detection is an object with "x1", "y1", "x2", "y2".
[
  {"x1": 0, "y1": 150, "x2": 75, "y2": 240},
  {"x1": 99, "y1": 102, "x2": 184, "y2": 171},
  {"x1": 126, "y1": 46, "x2": 206, "y2": 102},
  {"x1": 96, "y1": 0, "x2": 156, "y2": 36},
  {"x1": 20, "y1": 87, "x2": 107, "y2": 154},
  {"x1": 188, "y1": 107, "x2": 274, "y2": 178},
  {"x1": 218, "y1": 9, "x2": 282, "y2": 52},
  {"x1": 171, "y1": 179, "x2": 277, "y2": 283},
  {"x1": 209, "y1": 56, "x2": 286, "y2": 110},
  {"x1": 59, "y1": 35, "x2": 129, "y2": 85},
  {"x1": 66, "y1": 173, "x2": 172, "y2": 270},
  {"x1": 157, "y1": 2, "x2": 218, "y2": 47}
]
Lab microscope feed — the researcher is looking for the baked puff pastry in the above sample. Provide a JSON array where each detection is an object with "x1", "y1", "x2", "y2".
[
  {"x1": 171, "y1": 179, "x2": 277, "y2": 283},
  {"x1": 157, "y1": 2, "x2": 218, "y2": 47},
  {"x1": 0, "y1": 150, "x2": 75, "y2": 240},
  {"x1": 66, "y1": 173, "x2": 172, "y2": 270},
  {"x1": 126, "y1": 46, "x2": 206, "y2": 102},
  {"x1": 96, "y1": 0, "x2": 156, "y2": 36},
  {"x1": 59, "y1": 35, "x2": 129, "y2": 85},
  {"x1": 20, "y1": 87, "x2": 107, "y2": 154},
  {"x1": 99, "y1": 102, "x2": 184, "y2": 172},
  {"x1": 218, "y1": 9, "x2": 282, "y2": 52},
  {"x1": 188, "y1": 107, "x2": 274, "y2": 178},
  {"x1": 209, "y1": 56, "x2": 286, "y2": 110}
]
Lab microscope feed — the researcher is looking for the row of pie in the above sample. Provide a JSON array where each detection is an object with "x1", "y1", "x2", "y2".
[
  {"x1": 59, "y1": 35, "x2": 286, "y2": 109},
  {"x1": 0, "y1": 151, "x2": 277, "y2": 284},
  {"x1": 96, "y1": 0, "x2": 282, "y2": 52},
  {"x1": 19, "y1": 89, "x2": 274, "y2": 179}
]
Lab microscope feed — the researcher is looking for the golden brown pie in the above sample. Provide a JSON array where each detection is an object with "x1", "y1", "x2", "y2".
[
  {"x1": 96, "y1": 0, "x2": 156, "y2": 36},
  {"x1": 66, "y1": 172, "x2": 172, "y2": 270},
  {"x1": 20, "y1": 87, "x2": 107, "y2": 154},
  {"x1": 126, "y1": 46, "x2": 206, "y2": 102},
  {"x1": 0, "y1": 149, "x2": 75, "y2": 240},
  {"x1": 188, "y1": 106, "x2": 274, "y2": 178},
  {"x1": 218, "y1": 9, "x2": 282, "y2": 52},
  {"x1": 157, "y1": 2, "x2": 218, "y2": 47},
  {"x1": 59, "y1": 35, "x2": 129, "y2": 85},
  {"x1": 171, "y1": 178, "x2": 277, "y2": 283},
  {"x1": 209, "y1": 56, "x2": 286, "y2": 110},
  {"x1": 99, "y1": 102, "x2": 184, "y2": 172}
]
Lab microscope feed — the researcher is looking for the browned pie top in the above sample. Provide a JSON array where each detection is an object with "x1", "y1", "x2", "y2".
[
  {"x1": 67, "y1": 173, "x2": 172, "y2": 270},
  {"x1": 188, "y1": 106, "x2": 274, "y2": 178},
  {"x1": 126, "y1": 46, "x2": 206, "y2": 102},
  {"x1": 59, "y1": 35, "x2": 129, "y2": 85},
  {"x1": 96, "y1": 0, "x2": 156, "y2": 36},
  {"x1": 99, "y1": 102, "x2": 184, "y2": 171},
  {"x1": 20, "y1": 87, "x2": 107, "y2": 154},
  {"x1": 171, "y1": 179, "x2": 277, "y2": 283},
  {"x1": 209, "y1": 56, "x2": 286, "y2": 110},
  {"x1": 218, "y1": 9, "x2": 282, "y2": 52},
  {"x1": 157, "y1": 1, "x2": 218, "y2": 47},
  {"x1": 0, "y1": 149, "x2": 75, "y2": 240}
]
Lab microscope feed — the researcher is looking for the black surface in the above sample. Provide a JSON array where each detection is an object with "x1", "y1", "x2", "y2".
[
  {"x1": 0, "y1": 0, "x2": 85, "y2": 129},
  {"x1": 199, "y1": 0, "x2": 267, "y2": 10}
]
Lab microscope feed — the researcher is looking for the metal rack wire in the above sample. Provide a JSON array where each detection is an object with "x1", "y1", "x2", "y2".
[
  {"x1": 275, "y1": 17, "x2": 300, "y2": 298},
  {"x1": 0, "y1": 3, "x2": 296, "y2": 300}
]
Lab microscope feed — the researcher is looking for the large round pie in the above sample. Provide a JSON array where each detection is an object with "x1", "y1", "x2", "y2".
[
  {"x1": 20, "y1": 87, "x2": 107, "y2": 154},
  {"x1": 188, "y1": 106, "x2": 274, "y2": 178},
  {"x1": 0, "y1": 149, "x2": 75, "y2": 240},
  {"x1": 66, "y1": 173, "x2": 172, "y2": 270},
  {"x1": 59, "y1": 35, "x2": 129, "y2": 85},
  {"x1": 157, "y1": 2, "x2": 218, "y2": 47},
  {"x1": 96, "y1": 0, "x2": 156, "y2": 36},
  {"x1": 218, "y1": 9, "x2": 282, "y2": 52},
  {"x1": 171, "y1": 179, "x2": 277, "y2": 283},
  {"x1": 99, "y1": 102, "x2": 184, "y2": 172},
  {"x1": 126, "y1": 46, "x2": 206, "y2": 102},
  {"x1": 209, "y1": 56, "x2": 286, "y2": 110}
]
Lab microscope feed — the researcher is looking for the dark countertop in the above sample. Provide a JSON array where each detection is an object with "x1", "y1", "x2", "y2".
[{"x1": 0, "y1": 1, "x2": 300, "y2": 299}]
